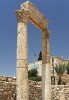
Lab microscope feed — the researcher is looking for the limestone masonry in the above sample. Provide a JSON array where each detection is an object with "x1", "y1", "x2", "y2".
[
  {"x1": 0, "y1": 76, "x2": 16, "y2": 100},
  {"x1": 0, "y1": 76, "x2": 69, "y2": 100},
  {"x1": 16, "y1": 1, "x2": 51, "y2": 100}
]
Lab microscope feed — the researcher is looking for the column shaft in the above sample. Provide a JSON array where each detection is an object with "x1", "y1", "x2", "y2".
[
  {"x1": 42, "y1": 30, "x2": 51, "y2": 100},
  {"x1": 16, "y1": 16, "x2": 29, "y2": 100}
]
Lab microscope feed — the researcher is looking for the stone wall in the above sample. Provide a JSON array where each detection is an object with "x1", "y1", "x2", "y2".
[
  {"x1": 29, "y1": 81, "x2": 42, "y2": 100},
  {"x1": 0, "y1": 76, "x2": 16, "y2": 100},
  {"x1": 29, "y1": 81, "x2": 69, "y2": 100},
  {"x1": 0, "y1": 76, "x2": 69, "y2": 100},
  {"x1": 52, "y1": 85, "x2": 69, "y2": 100}
]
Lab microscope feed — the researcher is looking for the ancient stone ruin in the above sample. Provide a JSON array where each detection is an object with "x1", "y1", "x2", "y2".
[
  {"x1": 0, "y1": 1, "x2": 69, "y2": 100},
  {"x1": 16, "y1": 1, "x2": 51, "y2": 100},
  {"x1": 0, "y1": 76, "x2": 69, "y2": 100}
]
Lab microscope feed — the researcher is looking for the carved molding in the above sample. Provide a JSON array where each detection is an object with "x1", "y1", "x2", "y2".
[
  {"x1": 16, "y1": 10, "x2": 29, "y2": 23},
  {"x1": 16, "y1": 1, "x2": 48, "y2": 30}
]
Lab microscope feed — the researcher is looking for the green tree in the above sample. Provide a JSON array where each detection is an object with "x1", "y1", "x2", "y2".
[
  {"x1": 55, "y1": 63, "x2": 65, "y2": 85},
  {"x1": 28, "y1": 69, "x2": 38, "y2": 78},
  {"x1": 38, "y1": 51, "x2": 42, "y2": 61},
  {"x1": 66, "y1": 63, "x2": 69, "y2": 75}
]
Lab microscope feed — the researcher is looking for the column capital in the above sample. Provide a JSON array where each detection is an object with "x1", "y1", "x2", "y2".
[
  {"x1": 16, "y1": 9, "x2": 29, "y2": 23},
  {"x1": 42, "y1": 29, "x2": 50, "y2": 38}
]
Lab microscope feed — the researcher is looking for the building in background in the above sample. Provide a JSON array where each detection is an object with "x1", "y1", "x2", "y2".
[{"x1": 28, "y1": 56, "x2": 69, "y2": 85}]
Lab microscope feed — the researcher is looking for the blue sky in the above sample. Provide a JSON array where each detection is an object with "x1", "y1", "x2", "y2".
[{"x1": 0, "y1": 0, "x2": 69, "y2": 76}]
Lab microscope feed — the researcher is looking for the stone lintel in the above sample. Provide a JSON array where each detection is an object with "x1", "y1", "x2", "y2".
[{"x1": 16, "y1": 1, "x2": 48, "y2": 31}]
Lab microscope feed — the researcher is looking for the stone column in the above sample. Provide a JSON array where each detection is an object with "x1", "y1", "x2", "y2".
[
  {"x1": 42, "y1": 29, "x2": 51, "y2": 100},
  {"x1": 16, "y1": 10, "x2": 29, "y2": 100}
]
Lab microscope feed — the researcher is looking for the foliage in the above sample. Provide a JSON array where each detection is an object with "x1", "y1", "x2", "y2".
[
  {"x1": 55, "y1": 63, "x2": 65, "y2": 85},
  {"x1": 38, "y1": 51, "x2": 42, "y2": 61},
  {"x1": 29, "y1": 77, "x2": 37, "y2": 81},
  {"x1": 28, "y1": 69, "x2": 41, "y2": 81},
  {"x1": 55, "y1": 63, "x2": 65, "y2": 76},
  {"x1": 34, "y1": 96, "x2": 37, "y2": 100},
  {"x1": 28, "y1": 69, "x2": 38, "y2": 78},
  {"x1": 66, "y1": 63, "x2": 69, "y2": 74}
]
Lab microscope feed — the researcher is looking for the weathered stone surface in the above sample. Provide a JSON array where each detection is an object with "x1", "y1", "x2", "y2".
[
  {"x1": 0, "y1": 76, "x2": 16, "y2": 100},
  {"x1": 0, "y1": 76, "x2": 69, "y2": 100},
  {"x1": 16, "y1": 1, "x2": 50, "y2": 100},
  {"x1": 20, "y1": 1, "x2": 48, "y2": 30},
  {"x1": 16, "y1": 12, "x2": 29, "y2": 100},
  {"x1": 42, "y1": 30, "x2": 51, "y2": 100}
]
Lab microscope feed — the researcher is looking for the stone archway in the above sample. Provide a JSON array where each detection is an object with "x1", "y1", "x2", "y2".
[{"x1": 15, "y1": 1, "x2": 51, "y2": 100}]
